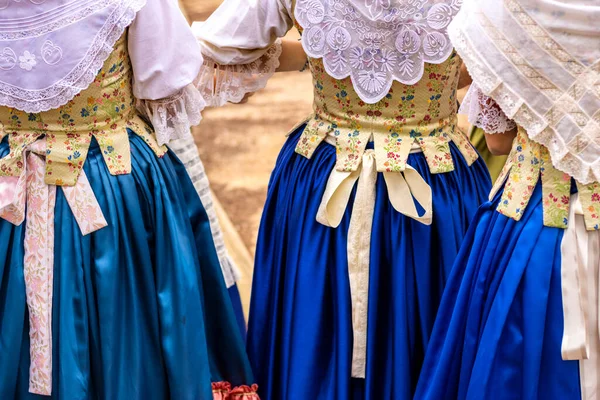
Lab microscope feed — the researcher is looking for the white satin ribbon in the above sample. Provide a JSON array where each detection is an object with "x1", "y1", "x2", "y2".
[
  {"x1": 316, "y1": 148, "x2": 432, "y2": 378},
  {"x1": 0, "y1": 139, "x2": 108, "y2": 396},
  {"x1": 561, "y1": 194, "x2": 600, "y2": 399}
]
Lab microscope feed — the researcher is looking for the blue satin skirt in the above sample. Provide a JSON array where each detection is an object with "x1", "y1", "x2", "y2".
[
  {"x1": 247, "y1": 126, "x2": 492, "y2": 400},
  {"x1": 0, "y1": 133, "x2": 254, "y2": 400},
  {"x1": 415, "y1": 182, "x2": 581, "y2": 399}
]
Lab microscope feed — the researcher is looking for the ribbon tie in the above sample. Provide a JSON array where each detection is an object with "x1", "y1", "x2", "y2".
[
  {"x1": 0, "y1": 139, "x2": 108, "y2": 396},
  {"x1": 316, "y1": 149, "x2": 432, "y2": 378},
  {"x1": 561, "y1": 194, "x2": 600, "y2": 399}
]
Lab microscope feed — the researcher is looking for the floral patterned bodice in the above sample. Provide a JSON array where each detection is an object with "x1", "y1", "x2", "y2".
[
  {"x1": 295, "y1": 51, "x2": 479, "y2": 174},
  {"x1": 491, "y1": 128, "x2": 600, "y2": 231},
  {"x1": 0, "y1": 33, "x2": 165, "y2": 187}
]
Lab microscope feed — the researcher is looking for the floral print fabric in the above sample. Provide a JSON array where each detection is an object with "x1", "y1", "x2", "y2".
[
  {"x1": 0, "y1": 33, "x2": 166, "y2": 187},
  {"x1": 294, "y1": 0, "x2": 463, "y2": 104},
  {"x1": 491, "y1": 128, "x2": 600, "y2": 231},
  {"x1": 295, "y1": 53, "x2": 478, "y2": 176}
]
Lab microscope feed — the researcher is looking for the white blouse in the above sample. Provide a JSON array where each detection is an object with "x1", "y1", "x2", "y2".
[
  {"x1": 192, "y1": 0, "x2": 463, "y2": 105},
  {"x1": 191, "y1": 0, "x2": 292, "y2": 108}
]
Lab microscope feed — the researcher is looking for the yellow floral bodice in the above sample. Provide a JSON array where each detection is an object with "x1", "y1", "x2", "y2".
[
  {"x1": 0, "y1": 33, "x2": 165, "y2": 186},
  {"x1": 491, "y1": 128, "x2": 600, "y2": 231},
  {"x1": 295, "y1": 53, "x2": 479, "y2": 174}
]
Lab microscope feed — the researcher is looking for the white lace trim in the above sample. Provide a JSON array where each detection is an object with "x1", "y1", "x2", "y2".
[
  {"x1": 196, "y1": 40, "x2": 282, "y2": 107},
  {"x1": 295, "y1": 0, "x2": 462, "y2": 104},
  {"x1": 139, "y1": 84, "x2": 206, "y2": 146},
  {"x1": 167, "y1": 136, "x2": 241, "y2": 288},
  {"x1": 461, "y1": 84, "x2": 517, "y2": 134},
  {"x1": 450, "y1": 10, "x2": 600, "y2": 184},
  {"x1": 0, "y1": 0, "x2": 125, "y2": 40},
  {"x1": 0, "y1": 0, "x2": 146, "y2": 113}
]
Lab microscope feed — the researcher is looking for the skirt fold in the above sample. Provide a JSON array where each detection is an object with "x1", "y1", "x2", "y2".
[
  {"x1": 416, "y1": 184, "x2": 582, "y2": 400},
  {"x1": 248, "y1": 127, "x2": 492, "y2": 400},
  {"x1": 0, "y1": 133, "x2": 253, "y2": 400}
]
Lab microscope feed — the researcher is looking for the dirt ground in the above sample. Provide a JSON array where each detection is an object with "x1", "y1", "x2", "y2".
[{"x1": 182, "y1": 0, "x2": 313, "y2": 255}]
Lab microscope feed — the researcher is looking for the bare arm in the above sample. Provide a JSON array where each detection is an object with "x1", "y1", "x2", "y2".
[
  {"x1": 485, "y1": 128, "x2": 517, "y2": 156},
  {"x1": 458, "y1": 63, "x2": 472, "y2": 90},
  {"x1": 276, "y1": 39, "x2": 308, "y2": 72}
]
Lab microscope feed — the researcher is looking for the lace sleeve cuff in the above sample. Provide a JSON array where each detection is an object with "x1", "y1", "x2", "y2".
[
  {"x1": 460, "y1": 84, "x2": 517, "y2": 134},
  {"x1": 139, "y1": 84, "x2": 207, "y2": 146},
  {"x1": 196, "y1": 40, "x2": 282, "y2": 107}
]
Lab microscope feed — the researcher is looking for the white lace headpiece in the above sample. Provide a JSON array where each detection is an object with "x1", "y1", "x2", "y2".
[
  {"x1": 450, "y1": 0, "x2": 600, "y2": 184},
  {"x1": 0, "y1": 0, "x2": 146, "y2": 113},
  {"x1": 295, "y1": 0, "x2": 463, "y2": 104}
]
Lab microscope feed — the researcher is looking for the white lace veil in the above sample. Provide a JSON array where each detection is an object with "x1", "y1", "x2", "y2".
[
  {"x1": 0, "y1": 0, "x2": 146, "y2": 113},
  {"x1": 295, "y1": 0, "x2": 463, "y2": 104},
  {"x1": 449, "y1": 0, "x2": 600, "y2": 184}
]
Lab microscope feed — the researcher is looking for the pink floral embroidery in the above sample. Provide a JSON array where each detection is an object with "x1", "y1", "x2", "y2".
[{"x1": 0, "y1": 139, "x2": 107, "y2": 395}]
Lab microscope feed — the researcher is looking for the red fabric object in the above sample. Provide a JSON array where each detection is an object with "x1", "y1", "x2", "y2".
[{"x1": 212, "y1": 382, "x2": 259, "y2": 399}]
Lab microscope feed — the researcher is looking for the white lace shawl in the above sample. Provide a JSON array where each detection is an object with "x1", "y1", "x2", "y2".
[
  {"x1": 0, "y1": 0, "x2": 207, "y2": 146},
  {"x1": 0, "y1": 0, "x2": 147, "y2": 113},
  {"x1": 295, "y1": 0, "x2": 463, "y2": 103},
  {"x1": 193, "y1": 0, "x2": 463, "y2": 107},
  {"x1": 450, "y1": 0, "x2": 600, "y2": 184}
]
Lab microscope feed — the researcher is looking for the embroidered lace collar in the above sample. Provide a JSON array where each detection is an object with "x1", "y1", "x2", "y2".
[
  {"x1": 295, "y1": 0, "x2": 462, "y2": 103},
  {"x1": 0, "y1": 0, "x2": 146, "y2": 113}
]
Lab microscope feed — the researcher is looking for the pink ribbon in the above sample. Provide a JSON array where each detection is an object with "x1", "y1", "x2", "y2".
[{"x1": 0, "y1": 139, "x2": 108, "y2": 396}]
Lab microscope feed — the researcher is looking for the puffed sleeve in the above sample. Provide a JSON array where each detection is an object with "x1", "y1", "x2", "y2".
[
  {"x1": 460, "y1": 84, "x2": 517, "y2": 134},
  {"x1": 128, "y1": 0, "x2": 206, "y2": 145},
  {"x1": 194, "y1": 0, "x2": 294, "y2": 106}
]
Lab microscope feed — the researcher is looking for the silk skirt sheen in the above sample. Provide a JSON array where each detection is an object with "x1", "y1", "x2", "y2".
[
  {"x1": 415, "y1": 183, "x2": 581, "y2": 399},
  {"x1": 247, "y1": 126, "x2": 492, "y2": 400},
  {"x1": 0, "y1": 133, "x2": 254, "y2": 400}
]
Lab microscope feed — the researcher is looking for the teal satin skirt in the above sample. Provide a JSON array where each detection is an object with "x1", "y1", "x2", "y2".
[{"x1": 0, "y1": 132, "x2": 255, "y2": 399}]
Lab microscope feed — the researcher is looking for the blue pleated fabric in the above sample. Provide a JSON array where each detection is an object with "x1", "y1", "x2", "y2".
[
  {"x1": 247, "y1": 126, "x2": 492, "y2": 400},
  {"x1": 229, "y1": 285, "x2": 247, "y2": 341},
  {"x1": 415, "y1": 182, "x2": 581, "y2": 399},
  {"x1": 0, "y1": 132, "x2": 255, "y2": 400}
]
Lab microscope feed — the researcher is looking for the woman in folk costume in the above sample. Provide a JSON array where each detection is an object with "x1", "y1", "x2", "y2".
[
  {"x1": 416, "y1": 0, "x2": 600, "y2": 398},
  {"x1": 194, "y1": 0, "x2": 492, "y2": 398},
  {"x1": 0, "y1": 1, "x2": 258, "y2": 399}
]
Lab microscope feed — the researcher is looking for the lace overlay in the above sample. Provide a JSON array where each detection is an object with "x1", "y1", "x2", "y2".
[
  {"x1": 295, "y1": 0, "x2": 462, "y2": 104},
  {"x1": 461, "y1": 84, "x2": 517, "y2": 134},
  {"x1": 449, "y1": 0, "x2": 600, "y2": 184},
  {"x1": 197, "y1": 41, "x2": 282, "y2": 107},
  {"x1": 0, "y1": 0, "x2": 146, "y2": 113}
]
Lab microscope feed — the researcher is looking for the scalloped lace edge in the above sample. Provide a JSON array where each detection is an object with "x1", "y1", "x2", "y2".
[
  {"x1": 196, "y1": 40, "x2": 282, "y2": 107},
  {"x1": 450, "y1": 16, "x2": 600, "y2": 185},
  {"x1": 139, "y1": 84, "x2": 206, "y2": 146},
  {"x1": 460, "y1": 84, "x2": 517, "y2": 134},
  {"x1": 294, "y1": 0, "x2": 462, "y2": 104},
  {"x1": 0, "y1": 0, "x2": 147, "y2": 114}
]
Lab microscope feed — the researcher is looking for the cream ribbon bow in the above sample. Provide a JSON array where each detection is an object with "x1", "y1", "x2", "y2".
[
  {"x1": 0, "y1": 139, "x2": 108, "y2": 396},
  {"x1": 316, "y1": 149, "x2": 432, "y2": 378},
  {"x1": 561, "y1": 194, "x2": 600, "y2": 399}
]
